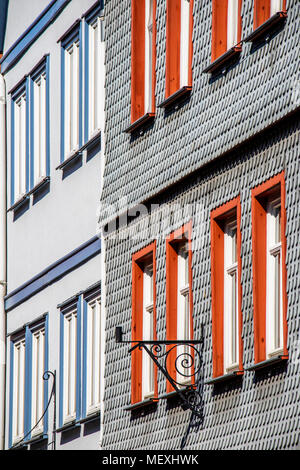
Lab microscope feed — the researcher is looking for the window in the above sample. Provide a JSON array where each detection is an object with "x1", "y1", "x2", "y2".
[
  {"x1": 131, "y1": 242, "x2": 157, "y2": 404},
  {"x1": 61, "y1": 25, "x2": 82, "y2": 162},
  {"x1": 31, "y1": 327, "x2": 46, "y2": 437},
  {"x1": 10, "y1": 57, "x2": 50, "y2": 207},
  {"x1": 130, "y1": 0, "x2": 156, "y2": 123},
  {"x1": 61, "y1": 8, "x2": 104, "y2": 160},
  {"x1": 210, "y1": 198, "x2": 243, "y2": 378},
  {"x1": 83, "y1": 290, "x2": 101, "y2": 417},
  {"x1": 11, "y1": 336, "x2": 26, "y2": 444},
  {"x1": 65, "y1": 40, "x2": 80, "y2": 155},
  {"x1": 63, "y1": 308, "x2": 78, "y2": 424},
  {"x1": 30, "y1": 57, "x2": 50, "y2": 189},
  {"x1": 254, "y1": 0, "x2": 286, "y2": 29},
  {"x1": 251, "y1": 172, "x2": 288, "y2": 364},
  {"x1": 60, "y1": 300, "x2": 80, "y2": 426},
  {"x1": 9, "y1": 317, "x2": 48, "y2": 448},
  {"x1": 165, "y1": 0, "x2": 193, "y2": 98},
  {"x1": 166, "y1": 222, "x2": 193, "y2": 392},
  {"x1": 87, "y1": 16, "x2": 102, "y2": 138},
  {"x1": 11, "y1": 85, "x2": 28, "y2": 204},
  {"x1": 211, "y1": 0, "x2": 242, "y2": 62},
  {"x1": 59, "y1": 284, "x2": 102, "y2": 427}
]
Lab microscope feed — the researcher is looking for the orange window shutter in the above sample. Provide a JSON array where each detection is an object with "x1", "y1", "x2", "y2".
[
  {"x1": 253, "y1": 0, "x2": 271, "y2": 29},
  {"x1": 165, "y1": 0, "x2": 181, "y2": 97},
  {"x1": 280, "y1": 176, "x2": 288, "y2": 357},
  {"x1": 251, "y1": 195, "x2": 267, "y2": 364},
  {"x1": 151, "y1": 0, "x2": 157, "y2": 114},
  {"x1": 131, "y1": 0, "x2": 146, "y2": 123},
  {"x1": 236, "y1": 200, "x2": 244, "y2": 372},
  {"x1": 131, "y1": 260, "x2": 143, "y2": 404},
  {"x1": 166, "y1": 239, "x2": 178, "y2": 393},
  {"x1": 211, "y1": 0, "x2": 228, "y2": 62},
  {"x1": 188, "y1": 0, "x2": 194, "y2": 88},
  {"x1": 210, "y1": 217, "x2": 225, "y2": 377}
]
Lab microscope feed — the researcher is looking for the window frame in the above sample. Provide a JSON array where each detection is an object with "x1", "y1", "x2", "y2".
[
  {"x1": 8, "y1": 316, "x2": 49, "y2": 448},
  {"x1": 251, "y1": 172, "x2": 288, "y2": 365},
  {"x1": 29, "y1": 56, "x2": 50, "y2": 190},
  {"x1": 82, "y1": 285, "x2": 102, "y2": 418},
  {"x1": 60, "y1": 23, "x2": 83, "y2": 164},
  {"x1": 130, "y1": 0, "x2": 157, "y2": 125},
  {"x1": 253, "y1": 0, "x2": 286, "y2": 30},
  {"x1": 59, "y1": 297, "x2": 82, "y2": 427},
  {"x1": 11, "y1": 80, "x2": 29, "y2": 206},
  {"x1": 165, "y1": 0, "x2": 193, "y2": 99},
  {"x1": 210, "y1": 197, "x2": 243, "y2": 379},
  {"x1": 211, "y1": 0, "x2": 242, "y2": 63},
  {"x1": 84, "y1": 3, "x2": 104, "y2": 142},
  {"x1": 131, "y1": 242, "x2": 158, "y2": 405},
  {"x1": 166, "y1": 221, "x2": 194, "y2": 393}
]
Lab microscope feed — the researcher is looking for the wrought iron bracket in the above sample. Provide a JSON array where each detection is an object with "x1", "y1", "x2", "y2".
[{"x1": 115, "y1": 327, "x2": 204, "y2": 419}]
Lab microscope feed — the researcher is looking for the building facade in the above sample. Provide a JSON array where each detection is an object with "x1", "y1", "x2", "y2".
[
  {"x1": 100, "y1": 0, "x2": 300, "y2": 450},
  {"x1": 1, "y1": 0, "x2": 105, "y2": 450}
]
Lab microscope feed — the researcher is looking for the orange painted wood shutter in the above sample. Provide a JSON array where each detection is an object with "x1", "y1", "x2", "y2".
[
  {"x1": 166, "y1": 222, "x2": 193, "y2": 393},
  {"x1": 131, "y1": 242, "x2": 157, "y2": 404},
  {"x1": 251, "y1": 172, "x2": 288, "y2": 364},
  {"x1": 211, "y1": 0, "x2": 242, "y2": 62},
  {"x1": 131, "y1": 0, "x2": 156, "y2": 123},
  {"x1": 211, "y1": 197, "x2": 243, "y2": 377}
]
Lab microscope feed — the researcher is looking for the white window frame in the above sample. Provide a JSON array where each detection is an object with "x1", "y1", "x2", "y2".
[
  {"x1": 13, "y1": 92, "x2": 27, "y2": 203},
  {"x1": 270, "y1": 0, "x2": 284, "y2": 16},
  {"x1": 180, "y1": 0, "x2": 190, "y2": 88},
  {"x1": 227, "y1": 0, "x2": 239, "y2": 50},
  {"x1": 64, "y1": 39, "x2": 80, "y2": 157},
  {"x1": 86, "y1": 296, "x2": 101, "y2": 415},
  {"x1": 223, "y1": 218, "x2": 239, "y2": 373},
  {"x1": 12, "y1": 338, "x2": 26, "y2": 445},
  {"x1": 31, "y1": 327, "x2": 46, "y2": 437},
  {"x1": 144, "y1": 0, "x2": 154, "y2": 113},
  {"x1": 142, "y1": 261, "x2": 155, "y2": 400},
  {"x1": 266, "y1": 196, "x2": 284, "y2": 358},
  {"x1": 33, "y1": 72, "x2": 47, "y2": 186},
  {"x1": 177, "y1": 241, "x2": 192, "y2": 385},
  {"x1": 88, "y1": 16, "x2": 102, "y2": 138},
  {"x1": 63, "y1": 309, "x2": 77, "y2": 424}
]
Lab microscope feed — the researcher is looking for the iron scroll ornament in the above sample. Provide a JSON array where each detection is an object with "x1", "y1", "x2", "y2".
[
  {"x1": 116, "y1": 327, "x2": 204, "y2": 419},
  {"x1": 10, "y1": 370, "x2": 56, "y2": 450}
]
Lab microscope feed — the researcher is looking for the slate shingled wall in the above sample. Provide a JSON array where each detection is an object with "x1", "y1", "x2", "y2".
[
  {"x1": 101, "y1": 0, "x2": 300, "y2": 450},
  {"x1": 101, "y1": 0, "x2": 299, "y2": 212}
]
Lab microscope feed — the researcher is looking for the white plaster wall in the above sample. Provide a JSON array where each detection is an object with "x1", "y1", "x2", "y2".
[
  {"x1": 3, "y1": 0, "x2": 103, "y2": 291},
  {"x1": 5, "y1": 254, "x2": 101, "y2": 450}
]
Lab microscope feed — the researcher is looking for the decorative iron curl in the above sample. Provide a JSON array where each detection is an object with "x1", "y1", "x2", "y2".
[
  {"x1": 163, "y1": 344, "x2": 201, "y2": 386},
  {"x1": 10, "y1": 370, "x2": 56, "y2": 450}
]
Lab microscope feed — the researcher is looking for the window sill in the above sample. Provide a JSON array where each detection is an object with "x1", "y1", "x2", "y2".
[
  {"x1": 28, "y1": 176, "x2": 50, "y2": 196},
  {"x1": 81, "y1": 130, "x2": 101, "y2": 151},
  {"x1": 54, "y1": 420, "x2": 80, "y2": 433},
  {"x1": 24, "y1": 433, "x2": 48, "y2": 446},
  {"x1": 244, "y1": 11, "x2": 287, "y2": 43},
  {"x1": 203, "y1": 45, "x2": 242, "y2": 75},
  {"x1": 204, "y1": 370, "x2": 244, "y2": 385},
  {"x1": 124, "y1": 397, "x2": 158, "y2": 411},
  {"x1": 7, "y1": 177, "x2": 50, "y2": 213},
  {"x1": 124, "y1": 113, "x2": 155, "y2": 135},
  {"x1": 7, "y1": 194, "x2": 29, "y2": 213},
  {"x1": 159, "y1": 385, "x2": 195, "y2": 400},
  {"x1": 78, "y1": 410, "x2": 100, "y2": 424},
  {"x1": 56, "y1": 149, "x2": 82, "y2": 170},
  {"x1": 245, "y1": 354, "x2": 288, "y2": 372},
  {"x1": 57, "y1": 133, "x2": 101, "y2": 171},
  {"x1": 158, "y1": 86, "x2": 192, "y2": 110}
]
